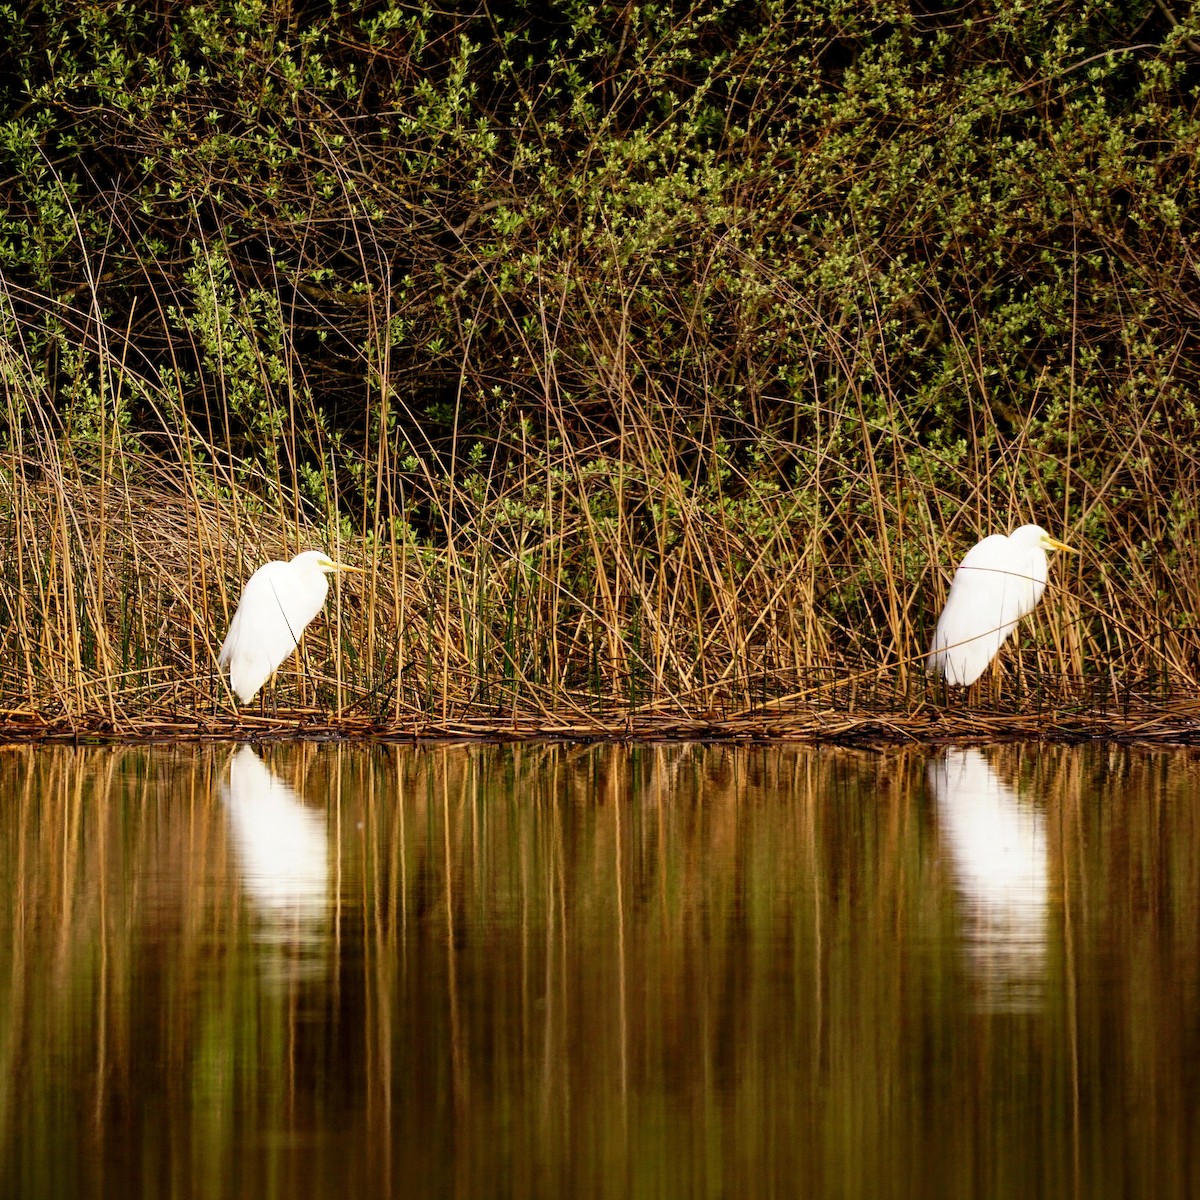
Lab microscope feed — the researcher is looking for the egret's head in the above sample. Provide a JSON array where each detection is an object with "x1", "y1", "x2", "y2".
[
  {"x1": 295, "y1": 550, "x2": 363, "y2": 574},
  {"x1": 1012, "y1": 524, "x2": 1076, "y2": 555}
]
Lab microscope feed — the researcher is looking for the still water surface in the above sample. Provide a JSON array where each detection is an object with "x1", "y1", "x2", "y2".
[{"x1": 1, "y1": 740, "x2": 1199, "y2": 1198}]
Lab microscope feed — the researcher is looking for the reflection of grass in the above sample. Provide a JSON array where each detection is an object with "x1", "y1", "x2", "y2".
[{"x1": 3, "y1": 741, "x2": 1200, "y2": 1196}]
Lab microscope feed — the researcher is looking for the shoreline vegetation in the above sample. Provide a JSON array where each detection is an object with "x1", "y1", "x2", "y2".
[
  {"x1": 7, "y1": 682, "x2": 1200, "y2": 744},
  {"x1": 3, "y1": 1, "x2": 1200, "y2": 742}
]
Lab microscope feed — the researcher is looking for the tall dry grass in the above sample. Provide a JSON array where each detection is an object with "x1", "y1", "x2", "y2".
[{"x1": 0, "y1": 235, "x2": 1195, "y2": 734}]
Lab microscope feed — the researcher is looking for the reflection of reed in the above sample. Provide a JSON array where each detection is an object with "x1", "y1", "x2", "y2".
[
  {"x1": 220, "y1": 744, "x2": 330, "y2": 938},
  {"x1": 19, "y1": 741, "x2": 1200, "y2": 1198},
  {"x1": 928, "y1": 747, "x2": 1048, "y2": 1008}
]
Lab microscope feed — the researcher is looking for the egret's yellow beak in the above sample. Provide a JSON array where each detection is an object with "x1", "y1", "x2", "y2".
[
  {"x1": 319, "y1": 557, "x2": 364, "y2": 574},
  {"x1": 1043, "y1": 535, "x2": 1076, "y2": 554}
]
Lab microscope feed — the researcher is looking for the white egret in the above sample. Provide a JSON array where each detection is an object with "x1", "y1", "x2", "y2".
[
  {"x1": 927, "y1": 524, "x2": 1075, "y2": 686},
  {"x1": 218, "y1": 550, "x2": 361, "y2": 704}
]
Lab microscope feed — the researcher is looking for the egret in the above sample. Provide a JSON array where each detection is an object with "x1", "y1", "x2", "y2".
[
  {"x1": 218, "y1": 550, "x2": 361, "y2": 704},
  {"x1": 927, "y1": 524, "x2": 1075, "y2": 687}
]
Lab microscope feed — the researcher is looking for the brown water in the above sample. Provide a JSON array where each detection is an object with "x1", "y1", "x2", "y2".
[{"x1": 1, "y1": 740, "x2": 1199, "y2": 1199}]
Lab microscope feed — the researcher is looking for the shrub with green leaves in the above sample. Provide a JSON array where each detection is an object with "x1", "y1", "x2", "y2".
[{"x1": 1, "y1": 0, "x2": 1199, "y2": 718}]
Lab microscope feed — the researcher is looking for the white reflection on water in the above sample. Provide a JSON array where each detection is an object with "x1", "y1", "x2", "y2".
[
  {"x1": 220, "y1": 745, "x2": 330, "y2": 980},
  {"x1": 928, "y1": 747, "x2": 1048, "y2": 1011}
]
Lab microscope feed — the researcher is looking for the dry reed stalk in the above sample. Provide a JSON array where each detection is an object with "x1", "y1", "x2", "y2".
[{"x1": 3, "y1": 215, "x2": 1199, "y2": 732}]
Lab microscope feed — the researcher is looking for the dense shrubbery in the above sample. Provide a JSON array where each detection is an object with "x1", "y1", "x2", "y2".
[{"x1": 2, "y1": 0, "x2": 1199, "y2": 719}]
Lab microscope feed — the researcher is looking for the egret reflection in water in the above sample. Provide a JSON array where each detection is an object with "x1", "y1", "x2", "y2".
[
  {"x1": 220, "y1": 744, "x2": 331, "y2": 977},
  {"x1": 928, "y1": 747, "x2": 1049, "y2": 1008}
]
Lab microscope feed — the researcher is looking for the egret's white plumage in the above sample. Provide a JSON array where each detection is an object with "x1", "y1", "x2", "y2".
[
  {"x1": 927, "y1": 524, "x2": 1075, "y2": 686},
  {"x1": 218, "y1": 550, "x2": 360, "y2": 703}
]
